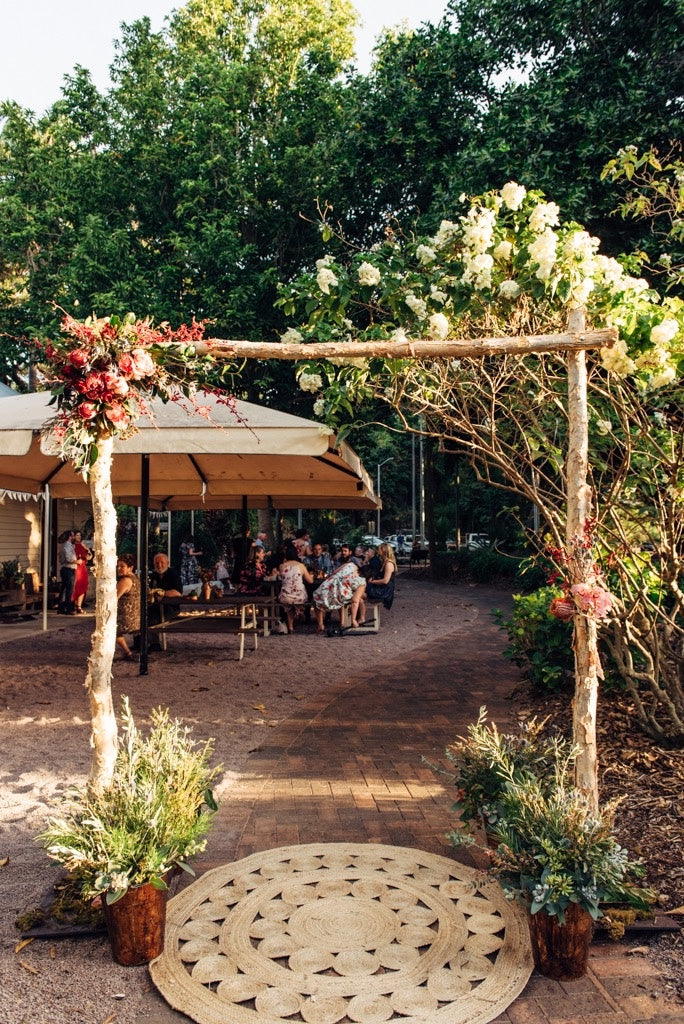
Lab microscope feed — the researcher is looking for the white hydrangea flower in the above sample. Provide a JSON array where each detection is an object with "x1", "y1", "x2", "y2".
[
  {"x1": 529, "y1": 201, "x2": 560, "y2": 233},
  {"x1": 357, "y1": 261, "x2": 381, "y2": 287},
  {"x1": 430, "y1": 285, "x2": 448, "y2": 304},
  {"x1": 622, "y1": 276, "x2": 650, "y2": 294},
  {"x1": 391, "y1": 328, "x2": 408, "y2": 343},
  {"x1": 596, "y1": 254, "x2": 626, "y2": 287},
  {"x1": 596, "y1": 419, "x2": 612, "y2": 435},
  {"x1": 528, "y1": 228, "x2": 558, "y2": 280},
  {"x1": 650, "y1": 319, "x2": 679, "y2": 345},
  {"x1": 501, "y1": 181, "x2": 527, "y2": 210},
  {"x1": 649, "y1": 365, "x2": 677, "y2": 388},
  {"x1": 493, "y1": 240, "x2": 514, "y2": 262},
  {"x1": 318, "y1": 424, "x2": 331, "y2": 437},
  {"x1": 315, "y1": 254, "x2": 334, "y2": 269},
  {"x1": 313, "y1": 399, "x2": 326, "y2": 417},
  {"x1": 461, "y1": 206, "x2": 497, "y2": 254},
  {"x1": 431, "y1": 219, "x2": 459, "y2": 249},
  {"x1": 462, "y1": 252, "x2": 494, "y2": 290},
  {"x1": 600, "y1": 338, "x2": 636, "y2": 376},
  {"x1": 499, "y1": 279, "x2": 521, "y2": 300},
  {"x1": 316, "y1": 267, "x2": 338, "y2": 294},
  {"x1": 280, "y1": 327, "x2": 303, "y2": 344},
  {"x1": 416, "y1": 244, "x2": 437, "y2": 265},
  {"x1": 570, "y1": 277, "x2": 595, "y2": 305},
  {"x1": 428, "y1": 312, "x2": 450, "y2": 340},
  {"x1": 299, "y1": 372, "x2": 323, "y2": 393},
  {"x1": 405, "y1": 292, "x2": 428, "y2": 318}
]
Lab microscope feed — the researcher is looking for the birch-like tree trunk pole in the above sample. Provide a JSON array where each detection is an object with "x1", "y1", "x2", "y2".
[
  {"x1": 84, "y1": 434, "x2": 119, "y2": 791},
  {"x1": 566, "y1": 308, "x2": 600, "y2": 812},
  {"x1": 194, "y1": 328, "x2": 616, "y2": 362}
]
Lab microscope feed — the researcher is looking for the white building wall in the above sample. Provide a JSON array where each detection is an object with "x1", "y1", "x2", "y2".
[{"x1": 0, "y1": 497, "x2": 42, "y2": 573}]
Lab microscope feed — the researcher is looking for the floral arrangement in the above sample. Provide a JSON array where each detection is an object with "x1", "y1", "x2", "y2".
[
  {"x1": 275, "y1": 181, "x2": 682, "y2": 427},
  {"x1": 445, "y1": 716, "x2": 653, "y2": 923},
  {"x1": 37, "y1": 698, "x2": 221, "y2": 904},
  {"x1": 432, "y1": 706, "x2": 575, "y2": 830},
  {"x1": 483, "y1": 765, "x2": 653, "y2": 923},
  {"x1": 545, "y1": 520, "x2": 613, "y2": 621},
  {"x1": 36, "y1": 312, "x2": 225, "y2": 471}
]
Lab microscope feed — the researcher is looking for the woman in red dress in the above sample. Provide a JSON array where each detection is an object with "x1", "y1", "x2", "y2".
[{"x1": 72, "y1": 531, "x2": 92, "y2": 613}]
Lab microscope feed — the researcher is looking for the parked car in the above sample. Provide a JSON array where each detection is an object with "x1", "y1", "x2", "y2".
[
  {"x1": 361, "y1": 534, "x2": 385, "y2": 548},
  {"x1": 445, "y1": 538, "x2": 458, "y2": 551},
  {"x1": 463, "y1": 533, "x2": 490, "y2": 550}
]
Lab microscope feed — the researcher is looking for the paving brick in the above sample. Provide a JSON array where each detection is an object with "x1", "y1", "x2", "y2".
[{"x1": 179, "y1": 584, "x2": 676, "y2": 1024}]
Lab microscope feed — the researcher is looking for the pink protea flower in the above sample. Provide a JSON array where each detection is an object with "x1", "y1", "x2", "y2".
[{"x1": 570, "y1": 582, "x2": 613, "y2": 619}]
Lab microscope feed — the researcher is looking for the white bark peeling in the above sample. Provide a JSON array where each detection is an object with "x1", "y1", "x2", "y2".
[
  {"x1": 566, "y1": 312, "x2": 601, "y2": 811},
  {"x1": 84, "y1": 434, "x2": 119, "y2": 792}
]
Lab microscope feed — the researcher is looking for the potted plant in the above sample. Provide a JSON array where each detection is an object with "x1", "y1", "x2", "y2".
[
  {"x1": 430, "y1": 706, "x2": 573, "y2": 841},
  {"x1": 37, "y1": 697, "x2": 221, "y2": 965},
  {"x1": 1, "y1": 556, "x2": 21, "y2": 589},
  {"x1": 449, "y1": 747, "x2": 653, "y2": 979}
]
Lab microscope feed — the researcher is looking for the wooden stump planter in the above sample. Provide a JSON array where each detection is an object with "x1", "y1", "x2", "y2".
[
  {"x1": 527, "y1": 902, "x2": 594, "y2": 979},
  {"x1": 104, "y1": 881, "x2": 168, "y2": 966}
]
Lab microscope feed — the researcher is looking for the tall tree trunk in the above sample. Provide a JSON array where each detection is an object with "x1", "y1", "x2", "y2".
[
  {"x1": 566, "y1": 309, "x2": 600, "y2": 812},
  {"x1": 85, "y1": 434, "x2": 119, "y2": 791}
]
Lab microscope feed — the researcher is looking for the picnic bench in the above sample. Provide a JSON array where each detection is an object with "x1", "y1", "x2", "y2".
[{"x1": 149, "y1": 595, "x2": 261, "y2": 660}]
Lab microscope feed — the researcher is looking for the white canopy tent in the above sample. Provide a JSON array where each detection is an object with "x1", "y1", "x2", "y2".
[
  {"x1": 0, "y1": 391, "x2": 379, "y2": 510},
  {"x1": 0, "y1": 390, "x2": 379, "y2": 644}
]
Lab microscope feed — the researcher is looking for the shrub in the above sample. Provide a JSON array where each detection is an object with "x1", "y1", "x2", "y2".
[{"x1": 494, "y1": 588, "x2": 576, "y2": 692}]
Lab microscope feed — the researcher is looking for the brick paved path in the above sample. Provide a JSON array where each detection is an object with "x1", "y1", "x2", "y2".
[{"x1": 142, "y1": 586, "x2": 683, "y2": 1024}]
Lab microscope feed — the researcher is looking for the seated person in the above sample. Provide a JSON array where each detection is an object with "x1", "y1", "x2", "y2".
[
  {"x1": 312, "y1": 543, "x2": 367, "y2": 631},
  {"x1": 149, "y1": 553, "x2": 182, "y2": 624},
  {"x1": 278, "y1": 544, "x2": 314, "y2": 633},
  {"x1": 116, "y1": 554, "x2": 140, "y2": 660},
  {"x1": 360, "y1": 546, "x2": 382, "y2": 580},
  {"x1": 238, "y1": 545, "x2": 269, "y2": 595},
  {"x1": 365, "y1": 543, "x2": 397, "y2": 610}
]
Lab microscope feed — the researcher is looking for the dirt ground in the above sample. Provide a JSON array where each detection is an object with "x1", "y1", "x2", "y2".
[{"x1": 0, "y1": 574, "x2": 682, "y2": 1023}]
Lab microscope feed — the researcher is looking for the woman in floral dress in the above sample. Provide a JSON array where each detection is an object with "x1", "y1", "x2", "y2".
[
  {"x1": 278, "y1": 545, "x2": 314, "y2": 633},
  {"x1": 312, "y1": 543, "x2": 367, "y2": 631}
]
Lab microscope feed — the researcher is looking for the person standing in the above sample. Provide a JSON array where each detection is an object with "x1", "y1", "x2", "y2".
[
  {"x1": 57, "y1": 530, "x2": 77, "y2": 615},
  {"x1": 179, "y1": 534, "x2": 202, "y2": 593},
  {"x1": 72, "y1": 531, "x2": 92, "y2": 614}
]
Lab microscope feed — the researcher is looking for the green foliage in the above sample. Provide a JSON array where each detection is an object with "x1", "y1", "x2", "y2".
[
  {"x1": 37, "y1": 698, "x2": 221, "y2": 903},
  {"x1": 444, "y1": 711, "x2": 654, "y2": 922},
  {"x1": 486, "y1": 765, "x2": 653, "y2": 922},
  {"x1": 459, "y1": 547, "x2": 519, "y2": 584},
  {"x1": 494, "y1": 588, "x2": 576, "y2": 692},
  {"x1": 434, "y1": 705, "x2": 575, "y2": 827}
]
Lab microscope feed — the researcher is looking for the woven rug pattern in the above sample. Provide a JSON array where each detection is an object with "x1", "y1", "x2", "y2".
[{"x1": 150, "y1": 843, "x2": 533, "y2": 1024}]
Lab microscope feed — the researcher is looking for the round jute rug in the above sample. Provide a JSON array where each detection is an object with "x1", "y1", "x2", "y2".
[{"x1": 149, "y1": 843, "x2": 533, "y2": 1024}]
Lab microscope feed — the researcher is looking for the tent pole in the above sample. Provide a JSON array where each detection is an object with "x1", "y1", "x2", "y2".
[
  {"x1": 139, "y1": 454, "x2": 150, "y2": 676},
  {"x1": 41, "y1": 485, "x2": 50, "y2": 631}
]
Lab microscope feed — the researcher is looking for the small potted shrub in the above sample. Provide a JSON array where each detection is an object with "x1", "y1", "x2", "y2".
[
  {"x1": 431, "y1": 706, "x2": 573, "y2": 841},
  {"x1": 37, "y1": 697, "x2": 221, "y2": 965},
  {"x1": 449, "y1": 745, "x2": 652, "y2": 979}
]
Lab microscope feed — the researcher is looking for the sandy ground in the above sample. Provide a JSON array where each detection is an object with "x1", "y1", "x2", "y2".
[{"x1": 0, "y1": 575, "x2": 486, "y2": 1024}]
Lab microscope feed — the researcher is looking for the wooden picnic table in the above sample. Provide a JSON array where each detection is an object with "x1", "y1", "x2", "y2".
[{"x1": 149, "y1": 593, "x2": 266, "y2": 660}]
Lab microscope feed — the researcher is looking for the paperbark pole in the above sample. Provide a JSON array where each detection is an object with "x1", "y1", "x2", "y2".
[
  {"x1": 566, "y1": 308, "x2": 600, "y2": 812},
  {"x1": 84, "y1": 434, "x2": 119, "y2": 791}
]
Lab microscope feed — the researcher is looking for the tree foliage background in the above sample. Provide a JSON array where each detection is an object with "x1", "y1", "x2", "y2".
[{"x1": 1, "y1": 0, "x2": 681, "y2": 389}]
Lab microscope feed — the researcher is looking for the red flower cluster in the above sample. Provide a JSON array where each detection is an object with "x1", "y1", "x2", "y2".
[{"x1": 37, "y1": 312, "x2": 211, "y2": 470}]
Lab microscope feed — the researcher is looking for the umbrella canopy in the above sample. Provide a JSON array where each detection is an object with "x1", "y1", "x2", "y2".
[{"x1": 0, "y1": 391, "x2": 379, "y2": 510}]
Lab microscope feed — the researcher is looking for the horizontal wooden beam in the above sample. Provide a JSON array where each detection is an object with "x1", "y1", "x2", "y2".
[{"x1": 192, "y1": 327, "x2": 617, "y2": 362}]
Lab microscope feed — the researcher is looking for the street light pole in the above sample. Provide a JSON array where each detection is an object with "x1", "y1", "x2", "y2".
[{"x1": 376, "y1": 458, "x2": 392, "y2": 537}]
